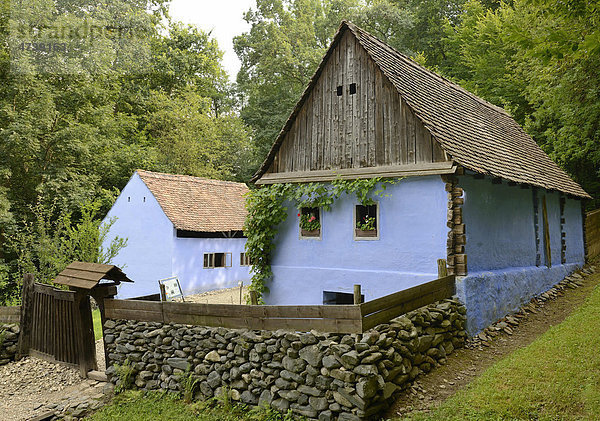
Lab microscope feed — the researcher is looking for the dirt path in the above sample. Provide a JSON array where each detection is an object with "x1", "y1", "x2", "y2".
[
  {"x1": 0, "y1": 340, "x2": 109, "y2": 420},
  {"x1": 387, "y1": 265, "x2": 598, "y2": 419},
  {"x1": 186, "y1": 285, "x2": 249, "y2": 305}
]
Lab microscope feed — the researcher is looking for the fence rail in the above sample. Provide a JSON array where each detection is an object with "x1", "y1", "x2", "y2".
[
  {"x1": 105, "y1": 275, "x2": 456, "y2": 334},
  {"x1": 0, "y1": 306, "x2": 21, "y2": 324},
  {"x1": 587, "y1": 209, "x2": 600, "y2": 260}
]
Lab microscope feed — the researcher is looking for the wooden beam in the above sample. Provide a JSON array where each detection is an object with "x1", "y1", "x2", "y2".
[
  {"x1": 16, "y1": 273, "x2": 35, "y2": 359},
  {"x1": 354, "y1": 285, "x2": 362, "y2": 305},
  {"x1": 359, "y1": 276, "x2": 455, "y2": 316},
  {"x1": 256, "y1": 162, "x2": 457, "y2": 184}
]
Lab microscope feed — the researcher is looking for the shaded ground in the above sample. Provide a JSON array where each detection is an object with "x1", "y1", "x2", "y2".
[{"x1": 388, "y1": 265, "x2": 598, "y2": 419}]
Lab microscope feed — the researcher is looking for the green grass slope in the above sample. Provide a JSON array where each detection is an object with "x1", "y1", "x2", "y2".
[{"x1": 404, "y1": 272, "x2": 600, "y2": 421}]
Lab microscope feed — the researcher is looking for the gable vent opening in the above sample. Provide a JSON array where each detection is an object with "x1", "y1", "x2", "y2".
[
  {"x1": 349, "y1": 83, "x2": 357, "y2": 95},
  {"x1": 336, "y1": 85, "x2": 343, "y2": 96}
]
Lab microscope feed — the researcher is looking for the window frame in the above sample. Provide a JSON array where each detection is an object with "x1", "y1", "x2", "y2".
[
  {"x1": 203, "y1": 252, "x2": 232, "y2": 269},
  {"x1": 353, "y1": 202, "x2": 380, "y2": 241},
  {"x1": 240, "y1": 252, "x2": 252, "y2": 267},
  {"x1": 299, "y1": 206, "x2": 322, "y2": 240}
]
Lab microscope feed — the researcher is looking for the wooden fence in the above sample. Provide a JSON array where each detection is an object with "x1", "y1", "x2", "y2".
[
  {"x1": 0, "y1": 306, "x2": 20, "y2": 324},
  {"x1": 586, "y1": 209, "x2": 600, "y2": 261},
  {"x1": 105, "y1": 275, "x2": 456, "y2": 334}
]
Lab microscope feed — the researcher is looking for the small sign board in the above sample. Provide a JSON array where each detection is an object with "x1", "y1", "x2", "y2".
[{"x1": 158, "y1": 276, "x2": 184, "y2": 301}]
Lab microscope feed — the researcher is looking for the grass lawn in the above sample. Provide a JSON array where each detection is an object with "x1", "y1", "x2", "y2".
[
  {"x1": 88, "y1": 391, "x2": 293, "y2": 420},
  {"x1": 92, "y1": 308, "x2": 102, "y2": 340},
  {"x1": 404, "y1": 273, "x2": 600, "y2": 421}
]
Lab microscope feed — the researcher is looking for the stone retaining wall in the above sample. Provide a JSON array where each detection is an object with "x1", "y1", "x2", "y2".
[
  {"x1": 104, "y1": 299, "x2": 466, "y2": 420},
  {"x1": 0, "y1": 323, "x2": 20, "y2": 365}
]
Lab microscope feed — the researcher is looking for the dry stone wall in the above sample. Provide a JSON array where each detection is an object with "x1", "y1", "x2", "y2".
[
  {"x1": 0, "y1": 323, "x2": 19, "y2": 365},
  {"x1": 104, "y1": 299, "x2": 466, "y2": 420}
]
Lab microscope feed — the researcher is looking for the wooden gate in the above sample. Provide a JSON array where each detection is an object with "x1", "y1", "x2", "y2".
[
  {"x1": 17, "y1": 263, "x2": 132, "y2": 377},
  {"x1": 18, "y1": 276, "x2": 97, "y2": 375},
  {"x1": 28, "y1": 283, "x2": 92, "y2": 369}
]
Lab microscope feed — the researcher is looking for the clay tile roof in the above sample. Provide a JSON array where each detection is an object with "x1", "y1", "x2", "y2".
[
  {"x1": 253, "y1": 21, "x2": 590, "y2": 198},
  {"x1": 136, "y1": 170, "x2": 249, "y2": 233}
]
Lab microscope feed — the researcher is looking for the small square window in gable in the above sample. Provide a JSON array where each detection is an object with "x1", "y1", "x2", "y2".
[
  {"x1": 299, "y1": 206, "x2": 321, "y2": 238},
  {"x1": 355, "y1": 204, "x2": 378, "y2": 239}
]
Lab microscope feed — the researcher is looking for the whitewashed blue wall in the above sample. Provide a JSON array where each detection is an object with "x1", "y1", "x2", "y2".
[
  {"x1": 457, "y1": 175, "x2": 585, "y2": 335},
  {"x1": 173, "y1": 237, "x2": 250, "y2": 296},
  {"x1": 103, "y1": 173, "x2": 174, "y2": 298},
  {"x1": 103, "y1": 172, "x2": 251, "y2": 298},
  {"x1": 264, "y1": 176, "x2": 448, "y2": 305}
]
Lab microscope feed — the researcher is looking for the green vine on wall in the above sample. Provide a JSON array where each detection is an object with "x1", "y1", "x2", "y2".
[{"x1": 243, "y1": 177, "x2": 402, "y2": 302}]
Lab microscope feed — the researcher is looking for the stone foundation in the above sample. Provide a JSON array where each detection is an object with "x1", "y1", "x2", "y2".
[
  {"x1": 0, "y1": 323, "x2": 20, "y2": 365},
  {"x1": 104, "y1": 299, "x2": 466, "y2": 420}
]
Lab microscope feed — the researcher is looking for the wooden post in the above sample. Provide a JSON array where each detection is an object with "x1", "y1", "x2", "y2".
[
  {"x1": 249, "y1": 290, "x2": 258, "y2": 305},
  {"x1": 90, "y1": 284, "x2": 117, "y2": 372},
  {"x1": 437, "y1": 259, "x2": 448, "y2": 278},
  {"x1": 16, "y1": 273, "x2": 35, "y2": 359},
  {"x1": 159, "y1": 283, "x2": 167, "y2": 302},
  {"x1": 239, "y1": 281, "x2": 243, "y2": 305},
  {"x1": 73, "y1": 289, "x2": 97, "y2": 377},
  {"x1": 354, "y1": 284, "x2": 362, "y2": 305}
]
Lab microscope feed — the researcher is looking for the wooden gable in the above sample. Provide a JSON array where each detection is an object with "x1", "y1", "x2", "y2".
[{"x1": 256, "y1": 30, "x2": 451, "y2": 185}]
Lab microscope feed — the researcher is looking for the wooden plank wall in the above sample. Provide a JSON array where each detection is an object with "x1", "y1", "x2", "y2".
[
  {"x1": 105, "y1": 276, "x2": 456, "y2": 334},
  {"x1": 29, "y1": 283, "x2": 79, "y2": 367},
  {"x1": 270, "y1": 31, "x2": 446, "y2": 175},
  {"x1": 586, "y1": 209, "x2": 600, "y2": 260},
  {"x1": 0, "y1": 306, "x2": 20, "y2": 324}
]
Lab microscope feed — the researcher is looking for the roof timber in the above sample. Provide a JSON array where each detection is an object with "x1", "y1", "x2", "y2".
[{"x1": 252, "y1": 21, "x2": 589, "y2": 199}]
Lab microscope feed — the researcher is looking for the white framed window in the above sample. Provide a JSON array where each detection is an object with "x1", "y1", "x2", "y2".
[
  {"x1": 354, "y1": 202, "x2": 379, "y2": 240},
  {"x1": 203, "y1": 252, "x2": 232, "y2": 268}
]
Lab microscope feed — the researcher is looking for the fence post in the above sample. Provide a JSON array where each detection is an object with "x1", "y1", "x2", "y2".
[
  {"x1": 354, "y1": 284, "x2": 362, "y2": 305},
  {"x1": 437, "y1": 259, "x2": 448, "y2": 278},
  {"x1": 16, "y1": 273, "x2": 35, "y2": 359},
  {"x1": 159, "y1": 283, "x2": 167, "y2": 302},
  {"x1": 249, "y1": 290, "x2": 258, "y2": 305}
]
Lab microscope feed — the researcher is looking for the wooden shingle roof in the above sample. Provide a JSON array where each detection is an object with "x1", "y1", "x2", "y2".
[
  {"x1": 253, "y1": 21, "x2": 589, "y2": 198},
  {"x1": 137, "y1": 170, "x2": 249, "y2": 233},
  {"x1": 54, "y1": 262, "x2": 132, "y2": 289}
]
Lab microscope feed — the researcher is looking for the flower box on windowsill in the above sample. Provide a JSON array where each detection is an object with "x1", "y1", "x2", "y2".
[
  {"x1": 355, "y1": 228, "x2": 377, "y2": 238},
  {"x1": 301, "y1": 228, "x2": 320, "y2": 237}
]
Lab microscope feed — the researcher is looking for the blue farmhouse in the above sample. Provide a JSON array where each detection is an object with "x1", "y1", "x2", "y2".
[
  {"x1": 103, "y1": 170, "x2": 251, "y2": 299},
  {"x1": 251, "y1": 22, "x2": 590, "y2": 335}
]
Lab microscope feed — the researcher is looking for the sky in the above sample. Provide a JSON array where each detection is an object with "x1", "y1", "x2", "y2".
[{"x1": 169, "y1": 0, "x2": 256, "y2": 80}]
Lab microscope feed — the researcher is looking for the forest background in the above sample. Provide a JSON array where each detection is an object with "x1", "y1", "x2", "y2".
[{"x1": 0, "y1": 0, "x2": 598, "y2": 303}]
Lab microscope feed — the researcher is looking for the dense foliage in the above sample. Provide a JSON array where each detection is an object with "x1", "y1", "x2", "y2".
[
  {"x1": 235, "y1": 0, "x2": 600, "y2": 207},
  {"x1": 0, "y1": 0, "x2": 253, "y2": 302}
]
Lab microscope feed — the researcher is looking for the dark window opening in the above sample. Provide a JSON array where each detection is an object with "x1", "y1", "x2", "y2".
[
  {"x1": 323, "y1": 291, "x2": 364, "y2": 305},
  {"x1": 240, "y1": 253, "x2": 252, "y2": 266},
  {"x1": 203, "y1": 252, "x2": 232, "y2": 268},
  {"x1": 300, "y1": 206, "x2": 320, "y2": 237},
  {"x1": 143, "y1": 197, "x2": 146, "y2": 202},
  {"x1": 349, "y1": 83, "x2": 357, "y2": 95},
  {"x1": 336, "y1": 85, "x2": 343, "y2": 96},
  {"x1": 127, "y1": 197, "x2": 131, "y2": 202},
  {"x1": 355, "y1": 204, "x2": 378, "y2": 237}
]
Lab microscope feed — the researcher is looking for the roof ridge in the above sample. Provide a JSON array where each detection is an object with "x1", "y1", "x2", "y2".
[
  {"x1": 344, "y1": 21, "x2": 511, "y2": 118},
  {"x1": 136, "y1": 170, "x2": 247, "y2": 187}
]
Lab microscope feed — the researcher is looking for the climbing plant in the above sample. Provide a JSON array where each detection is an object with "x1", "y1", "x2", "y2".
[{"x1": 243, "y1": 177, "x2": 401, "y2": 302}]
